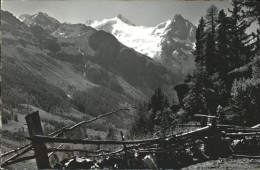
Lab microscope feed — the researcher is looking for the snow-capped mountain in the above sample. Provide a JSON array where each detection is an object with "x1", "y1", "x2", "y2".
[
  {"x1": 85, "y1": 14, "x2": 197, "y2": 76},
  {"x1": 19, "y1": 11, "x2": 196, "y2": 78},
  {"x1": 155, "y1": 14, "x2": 197, "y2": 76},
  {"x1": 85, "y1": 14, "x2": 171, "y2": 58}
]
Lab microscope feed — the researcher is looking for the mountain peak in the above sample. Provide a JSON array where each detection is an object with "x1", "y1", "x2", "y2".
[
  {"x1": 19, "y1": 12, "x2": 60, "y2": 33},
  {"x1": 166, "y1": 14, "x2": 196, "y2": 42},
  {"x1": 37, "y1": 12, "x2": 48, "y2": 17},
  {"x1": 116, "y1": 14, "x2": 135, "y2": 26},
  {"x1": 19, "y1": 14, "x2": 31, "y2": 22},
  {"x1": 117, "y1": 14, "x2": 124, "y2": 19},
  {"x1": 173, "y1": 14, "x2": 185, "y2": 22},
  {"x1": 34, "y1": 12, "x2": 60, "y2": 24}
]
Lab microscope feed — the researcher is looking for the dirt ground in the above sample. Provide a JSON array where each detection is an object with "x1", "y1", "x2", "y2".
[{"x1": 183, "y1": 157, "x2": 260, "y2": 169}]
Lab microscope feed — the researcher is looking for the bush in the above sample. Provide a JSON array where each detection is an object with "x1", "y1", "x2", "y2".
[
  {"x1": 1, "y1": 110, "x2": 11, "y2": 124},
  {"x1": 129, "y1": 104, "x2": 154, "y2": 138},
  {"x1": 106, "y1": 125, "x2": 118, "y2": 140},
  {"x1": 230, "y1": 78, "x2": 260, "y2": 126}
]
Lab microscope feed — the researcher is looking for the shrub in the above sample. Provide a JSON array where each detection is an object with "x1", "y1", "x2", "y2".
[
  {"x1": 230, "y1": 78, "x2": 260, "y2": 126},
  {"x1": 1, "y1": 110, "x2": 11, "y2": 124},
  {"x1": 14, "y1": 113, "x2": 18, "y2": 122}
]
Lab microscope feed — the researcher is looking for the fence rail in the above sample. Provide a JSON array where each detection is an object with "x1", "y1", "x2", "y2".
[{"x1": 26, "y1": 135, "x2": 162, "y2": 145}]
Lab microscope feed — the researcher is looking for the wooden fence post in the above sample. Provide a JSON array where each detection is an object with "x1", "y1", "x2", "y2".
[
  {"x1": 25, "y1": 111, "x2": 51, "y2": 169},
  {"x1": 120, "y1": 131, "x2": 130, "y2": 168}
]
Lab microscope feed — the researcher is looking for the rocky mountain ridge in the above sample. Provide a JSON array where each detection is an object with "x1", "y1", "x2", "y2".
[{"x1": 19, "y1": 12, "x2": 197, "y2": 77}]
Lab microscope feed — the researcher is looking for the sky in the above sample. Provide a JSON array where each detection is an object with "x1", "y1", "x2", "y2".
[{"x1": 2, "y1": 0, "x2": 233, "y2": 27}]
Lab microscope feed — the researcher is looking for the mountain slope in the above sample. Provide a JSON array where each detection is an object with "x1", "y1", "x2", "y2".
[
  {"x1": 86, "y1": 14, "x2": 197, "y2": 77},
  {"x1": 1, "y1": 11, "x2": 97, "y2": 110},
  {"x1": 2, "y1": 10, "x2": 139, "y2": 137},
  {"x1": 6, "y1": 11, "x2": 180, "y2": 109}
]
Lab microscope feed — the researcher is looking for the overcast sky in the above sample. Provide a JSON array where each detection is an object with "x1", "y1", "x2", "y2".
[{"x1": 2, "y1": 0, "x2": 233, "y2": 27}]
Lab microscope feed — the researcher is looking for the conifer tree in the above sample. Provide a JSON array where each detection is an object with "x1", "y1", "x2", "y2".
[
  {"x1": 14, "y1": 113, "x2": 18, "y2": 122},
  {"x1": 130, "y1": 103, "x2": 154, "y2": 137},
  {"x1": 205, "y1": 5, "x2": 219, "y2": 74},
  {"x1": 205, "y1": 32, "x2": 216, "y2": 73},
  {"x1": 228, "y1": 0, "x2": 252, "y2": 69},
  {"x1": 242, "y1": 1, "x2": 260, "y2": 25},
  {"x1": 193, "y1": 17, "x2": 206, "y2": 65},
  {"x1": 255, "y1": 29, "x2": 260, "y2": 54},
  {"x1": 2, "y1": 116, "x2": 8, "y2": 124},
  {"x1": 183, "y1": 14, "x2": 215, "y2": 117},
  {"x1": 148, "y1": 88, "x2": 169, "y2": 114},
  {"x1": 205, "y1": 4, "x2": 219, "y2": 44},
  {"x1": 106, "y1": 126, "x2": 117, "y2": 140},
  {"x1": 216, "y1": 9, "x2": 230, "y2": 76}
]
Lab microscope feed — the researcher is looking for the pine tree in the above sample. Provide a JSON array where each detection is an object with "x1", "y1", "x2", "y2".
[
  {"x1": 14, "y1": 113, "x2": 18, "y2": 122},
  {"x1": 183, "y1": 13, "x2": 216, "y2": 118},
  {"x1": 216, "y1": 9, "x2": 230, "y2": 76},
  {"x1": 2, "y1": 116, "x2": 8, "y2": 124},
  {"x1": 242, "y1": 1, "x2": 260, "y2": 25},
  {"x1": 183, "y1": 57, "x2": 220, "y2": 118},
  {"x1": 164, "y1": 97, "x2": 170, "y2": 108},
  {"x1": 148, "y1": 88, "x2": 168, "y2": 114},
  {"x1": 257, "y1": 29, "x2": 260, "y2": 53},
  {"x1": 228, "y1": 1, "x2": 252, "y2": 69},
  {"x1": 205, "y1": 32, "x2": 216, "y2": 74},
  {"x1": 193, "y1": 17, "x2": 206, "y2": 66},
  {"x1": 130, "y1": 103, "x2": 154, "y2": 137},
  {"x1": 250, "y1": 30, "x2": 260, "y2": 58},
  {"x1": 241, "y1": 0, "x2": 260, "y2": 56},
  {"x1": 205, "y1": 4, "x2": 219, "y2": 44},
  {"x1": 205, "y1": 5, "x2": 219, "y2": 74},
  {"x1": 106, "y1": 125, "x2": 117, "y2": 140}
]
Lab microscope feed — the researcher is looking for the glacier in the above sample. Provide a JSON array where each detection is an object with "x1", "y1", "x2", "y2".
[{"x1": 86, "y1": 16, "x2": 172, "y2": 58}]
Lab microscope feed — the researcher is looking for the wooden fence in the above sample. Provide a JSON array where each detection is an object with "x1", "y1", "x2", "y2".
[{"x1": 1, "y1": 109, "x2": 260, "y2": 169}]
